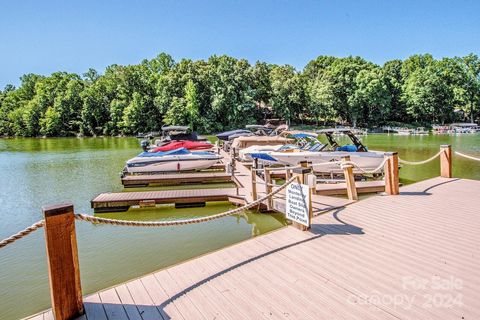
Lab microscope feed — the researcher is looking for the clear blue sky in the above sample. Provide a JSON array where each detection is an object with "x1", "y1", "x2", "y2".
[{"x1": 1, "y1": 0, "x2": 479, "y2": 87}]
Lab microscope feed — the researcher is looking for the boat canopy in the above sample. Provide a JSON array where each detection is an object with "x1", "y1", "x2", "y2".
[
  {"x1": 161, "y1": 125, "x2": 190, "y2": 132},
  {"x1": 289, "y1": 132, "x2": 318, "y2": 139},
  {"x1": 216, "y1": 129, "x2": 252, "y2": 141}
]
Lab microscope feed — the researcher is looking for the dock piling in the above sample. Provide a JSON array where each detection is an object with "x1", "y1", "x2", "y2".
[
  {"x1": 264, "y1": 167, "x2": 273, "y2": 210},
  {"x1": 440, "y1": 145, "x2": 452, "y2": 178},
  {"x1": 43, "y1": 203, "x2": 83, "y2": 320},
  {"x1": 384, "y1": 152, "x2": 400, "y2": 195},
  {"x1": 251, "y1": 159, "x2": 258, "y2": 201},
  {"x1": 341, "y1": 156, "x2": 358, "y2": 201}
]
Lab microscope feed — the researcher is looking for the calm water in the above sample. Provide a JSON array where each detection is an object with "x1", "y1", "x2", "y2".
[{"x1": 0, "y1": 134, "x2": 479, "y2": 319}]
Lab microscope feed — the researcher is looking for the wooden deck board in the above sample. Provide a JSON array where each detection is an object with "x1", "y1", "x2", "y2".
[{"x1": 29, "y1": 177, "x2": 480, "y2": 319}]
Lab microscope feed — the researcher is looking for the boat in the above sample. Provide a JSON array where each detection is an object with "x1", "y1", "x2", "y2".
[
  {"x1": 250, "y1": 129, "x2": 385, "y2": 174},
  {"x1": 395, "y1": 128, "x2": 413, "y2": 135},
  {"x1": 150, "y1": 140, "x2": 213, "y2": 152},
  {"x1": 140, "y1": 125, "x2": 207, "y2": 151},
  {"x1": 413, "y1": 127, "x2": 429, "y2": 135},
  {"x1": 216, "y1": 129, "x2": 253, "y2": 141},
  {"x1": 124, "y1": 148, "x2": 222, "y2": 174},
  {"x1": 450, "y1": 123, "x2": 479, "y2": 134}
]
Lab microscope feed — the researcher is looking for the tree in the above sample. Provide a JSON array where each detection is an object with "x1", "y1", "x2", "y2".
[
  {"x1": 350, "y1": 68, "x2": 391, "y2": 126},
  {"x1": 383, "y1": 59, "x2": 407, "y2": 121},
  {"x1": 269, "y1": 65, "x2": 306, "y2": 124},
  {"x1": 312, "y1": 57, "x2": 375, "y2": 125},
  {"x1": 403, "y1": 63, "x2": 455, "y2": 124},
  {"x1": 461, "y1": 54, "x2": 480, "y2": 122}
]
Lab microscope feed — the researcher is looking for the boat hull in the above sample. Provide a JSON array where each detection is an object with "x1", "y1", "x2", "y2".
[
  {"x1": 269, "y1": 151, "x2": 385, "y2": 173},
  {"x1": 126, "y1": 155, "x2": 221, "y2": 173}
]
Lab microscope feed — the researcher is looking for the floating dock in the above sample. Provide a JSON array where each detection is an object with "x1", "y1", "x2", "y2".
[
  {"x1": 29, "y1": 177, "x2": 480, "y2": 319},
  {"x1": 91, "y1": 188, "x2": 245, "y2": 212},
  {"x1": 315, "y1": 180, "x2": 386, "y2": 196},
  {"x1": 121, "y1": 172, "x2": 232, "y2": 187}
]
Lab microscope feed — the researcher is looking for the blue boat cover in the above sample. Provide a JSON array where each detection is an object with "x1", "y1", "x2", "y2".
[
  {"x1": 335, "y1": 145, "x2": 359, "y2": 152},
  {"x1": 138, "y1": 147, "x2": 191, "y2": 157},
  {"x1": 290, "y1": 133, "x2": 318, "y2": 139},
  {"x1": 249, "y1": 153, "x2": 278, "y2": 162}
]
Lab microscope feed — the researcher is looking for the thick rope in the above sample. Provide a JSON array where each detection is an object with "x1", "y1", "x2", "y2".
[
  {"x1": 455, "y1": 151, "x2": 480, "y2": 162},
  {"x1": 398, "y1": 150, "x2": 442, "y2": 165},
  {"x1": 0, "y1": 220, "x2": 44, "y2": 249},
  {"x1": 75, "y1": 175, "x2": 298, "y2": 227},
  {"x1": 341, "y1": 158, "x2": 388, "y2": 174}
]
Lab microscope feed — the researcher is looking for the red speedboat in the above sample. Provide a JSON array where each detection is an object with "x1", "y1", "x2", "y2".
[{"x1": 151, "y1": 140, "x2": 213, "y2": 152}]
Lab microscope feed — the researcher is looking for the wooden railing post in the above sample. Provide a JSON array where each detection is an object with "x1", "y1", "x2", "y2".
[
  {"x1": 341, "y1": 156, "x2": 358, "y2": 201},
  {"x1": 264, "y1": 167, "x2": 273, "y2": 210},
  {"x1": 43, "y1": 203, "x2": 83, "y2": 320},
  {"x1": 285, "y1": 167, "x2": 292, "y2": 180},
  {"x1": 251, "y1": 159, "x2": 258, "y2": 201},
  {"x1": 384, "y1": 152, "x2": 399, "y2": 195},
  {"x1": 440, "y1": 145, "x2": 452, "y2": 178}
]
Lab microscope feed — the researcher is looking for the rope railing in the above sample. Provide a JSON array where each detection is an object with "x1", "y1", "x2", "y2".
[
  {"x1": 74, "y1": 175, "x2": 298, "y2": 227},
  {"x1": 398, "y1": 150, "x2": 443, "y2": 166},
  {"x1": 340, "y1": 158, "x2": 389, "y2": 175},
  {"x1": 0, "y1": 176, "x2": 298, "y2": 248},
  {"x1": 0, "y1": 220, "x2": 44, "y2": 249},
  {"x1": 455, "y1": 151, "x2": 480, "y2": 162}
]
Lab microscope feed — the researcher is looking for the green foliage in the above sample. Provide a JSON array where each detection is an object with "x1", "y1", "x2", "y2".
[{"x1": 1, "y1": 52, "x2": 479, "y2": 137}]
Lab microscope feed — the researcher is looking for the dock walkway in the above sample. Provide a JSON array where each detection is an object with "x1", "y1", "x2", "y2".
[{"x1": 30, "y1": 177, "x2": 480, "y2": 319}]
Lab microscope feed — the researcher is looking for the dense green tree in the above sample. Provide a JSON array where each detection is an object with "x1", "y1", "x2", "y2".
[
  {"x1": 350, "y1": 68, "x2": 391, "y2": 125},
  {"x1": 383, "y1": 59, "x2": 407, "y2": 121},
  {"x1": 269, "y1": 65, "x2": 306, "y2": 124},
  {"x1": 403, "y1": 62, "x2": 455, "y2": 123},
  {"x1": 1, "y1": 52, "x2": 479, "y2": 137}
]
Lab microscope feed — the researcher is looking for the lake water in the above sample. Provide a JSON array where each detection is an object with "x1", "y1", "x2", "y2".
[{"x1": 0, "y1": 134, "x2": 479, "y2": 319}]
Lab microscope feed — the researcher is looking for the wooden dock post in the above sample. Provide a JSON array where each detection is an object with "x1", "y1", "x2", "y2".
[
  {"x1": 384, "y1": 152, "x2": 399, "y2": 195},
  {"x1": 286, "y1": 167, "x2": 292, "y2": 180},
  {"x1": 341, "y1": 156, "x2": 358, "y2": 201},
  {"x1": 440, "y1": 145, "x2": 452, "y2": 178},
  {"x1": 251, "y1": 159, "x2": 258, "y2": 201},
  {"x1": 264, "y1": 167, "x2": 273, "y2": 210},
  {"x1": 43, "y1": 203, "x2": 84, "y2": 320}
]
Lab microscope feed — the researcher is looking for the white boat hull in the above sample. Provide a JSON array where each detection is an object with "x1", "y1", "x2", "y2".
[
  {"x1": 126, "y1": 155, "x2": 221, "y2": 173},
  {"x1": 239, "y1": 145, "x2": 284, "y2": 161},
  {"x1": 269, "y1": 151, "x2": 385, "y2": 173}
]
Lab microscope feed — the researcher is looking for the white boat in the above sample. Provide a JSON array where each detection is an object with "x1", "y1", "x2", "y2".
[
  {"x1": 124, "y1": 148, "x2": 222, "y2": 174},
  {"x1": 238, "y1": 145, "x2": 284, "y2": 162},
  {"x1": 413, "y1": 127, "x2": 429, "y2": 135},
  {"x1": 396, "y1": 128, "x2": 413, "y2": 135},
  {"x1": 250, "y1": 129, "x2": 385, "y2": 174},
  {"x1": 266, "y1": 150, "x2": 384, "y2": 173}
]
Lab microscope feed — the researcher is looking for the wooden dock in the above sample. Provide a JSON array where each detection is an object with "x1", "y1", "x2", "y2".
[
  {"x1": 91, "y1": 188, "x2": 245, "y2": 212},
  {"x1": 29, "y1": 177, "x2": 480, "y2": 319},
  {"x1": 316, "y1": 180, "x2": 386, "y2": 196},
  {"x1": 121, "y1": 172, "x2": 232, "y2": 187}
]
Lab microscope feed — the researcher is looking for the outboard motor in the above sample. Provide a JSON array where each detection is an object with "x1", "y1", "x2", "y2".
[{"x1": 140, "y1": 139, "x2": 150, "y2": 151}]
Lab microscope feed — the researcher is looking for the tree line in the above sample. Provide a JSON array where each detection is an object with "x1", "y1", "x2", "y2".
[{"x1": 0, "y1": 53, "x2": 479, "y2": 137}]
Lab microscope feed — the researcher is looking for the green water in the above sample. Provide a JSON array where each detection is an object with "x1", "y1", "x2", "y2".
[
  {"x1": 0, "y1": 137, "x2": 286, "y2": 320},
  {"x1": 0, "y1": 134, "x2": 479, "y2": 319}
]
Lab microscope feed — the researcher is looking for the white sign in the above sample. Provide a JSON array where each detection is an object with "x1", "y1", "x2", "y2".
[{"x1": 285, "y1": 182, "x2": 311, "y2": 227}]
